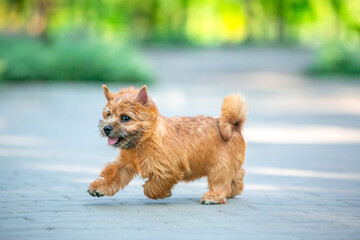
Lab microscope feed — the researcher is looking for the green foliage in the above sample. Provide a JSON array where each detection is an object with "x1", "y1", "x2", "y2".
[
  {"x1": 0, "y1": 35, "x2": 153, "y2": 83},
  {"x1": 2, "y1": 0, "x2": 360, "y2": 46},
  {"x1": 1, "y1": 0, "x2": 360, "y2": 79},
  {"x1": 307, "y1": 42, "x2": 360, "y2": 76}
]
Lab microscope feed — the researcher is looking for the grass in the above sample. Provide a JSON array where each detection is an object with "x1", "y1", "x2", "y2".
[
  {"x1": 306, "y1": 42, "x2": 360, "y2": 77},
  {"x1": 0, "y1": 35, "x2": 153, "y2": 84}
]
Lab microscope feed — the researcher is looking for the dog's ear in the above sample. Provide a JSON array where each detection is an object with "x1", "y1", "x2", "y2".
[
  {"x1": 103, "y1": 85, "x2": 114, "y2": 101},
  {"x1": 137, "y1": 85, "x2": 149, "y2": 106}
]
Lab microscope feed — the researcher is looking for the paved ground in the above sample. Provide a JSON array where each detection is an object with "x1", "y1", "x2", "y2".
[{"x1": 0, "y1": 48, "x2": 360, "y2": 239}]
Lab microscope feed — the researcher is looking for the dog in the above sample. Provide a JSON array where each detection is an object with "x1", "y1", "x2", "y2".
[{"x1": 88, "y1": 85, "x2": 247, "y2": 204}]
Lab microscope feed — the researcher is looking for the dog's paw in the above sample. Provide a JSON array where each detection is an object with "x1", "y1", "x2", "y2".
[
  {"x1": 165, "y1": 191, "x2": 172, "y2": 198},
  {"x1": 200, "y1": 195, "x2": 226, "y2": 205},
  {"x1": 87, "y1": 189, "x2": 104, "y2": 197},
  {"x1": 145, "y1": 190, "x2": 172, "y2": 200},
  {"x1": 200, "y1": 199, "x2": 219, "y2": 205}
]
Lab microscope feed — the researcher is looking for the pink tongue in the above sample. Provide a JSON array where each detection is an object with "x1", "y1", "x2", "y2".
[{"x1": 108, "y1": 137, "x2": 119, "y2": 145}]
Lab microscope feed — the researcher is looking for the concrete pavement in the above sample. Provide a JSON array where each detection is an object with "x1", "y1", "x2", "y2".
[{"x1": 0, "y1": 48, "x2": 360, "y2": 239}]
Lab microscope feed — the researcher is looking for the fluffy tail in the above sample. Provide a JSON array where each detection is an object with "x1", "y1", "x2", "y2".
[{"x1": 219, "y1": 94, "x2": 247, "y2": 140}]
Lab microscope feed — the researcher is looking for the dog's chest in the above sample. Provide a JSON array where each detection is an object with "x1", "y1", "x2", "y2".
[
  {"x1": 135, "y1": 153, "x2": 174, "y2": 179},
  {"x1": 134, "y1": 156, "x2": 156, "y2": 178}
]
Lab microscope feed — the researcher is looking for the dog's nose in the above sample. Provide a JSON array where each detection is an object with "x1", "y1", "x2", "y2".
[{"x1": 103, "y1": 126, "x2": 113, "y2": 136}]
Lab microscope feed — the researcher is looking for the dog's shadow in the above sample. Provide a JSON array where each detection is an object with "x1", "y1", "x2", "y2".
[{"x1": 84, "y1": 195, "x2": 245, "y2": 211}]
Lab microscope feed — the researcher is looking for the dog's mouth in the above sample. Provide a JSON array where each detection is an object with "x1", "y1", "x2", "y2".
[
  {"x1": 107, "y1": 137, "x2": 123, "y2": 146},
  {"x1": 104, "y1": 131, "x2": 141, "y2": 149}
]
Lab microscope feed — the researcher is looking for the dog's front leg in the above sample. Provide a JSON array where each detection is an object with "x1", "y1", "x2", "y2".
[
  {"x1": 143, "y1": 175, "x2": 176, "y2": 200},
  {"x1": 88, "y1": 161, "x2": 136, "y2": 197}
]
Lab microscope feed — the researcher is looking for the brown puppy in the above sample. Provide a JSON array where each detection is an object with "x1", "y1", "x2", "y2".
[{"x1": 88, "y1": 85, "x2": 247, "y2": 204}]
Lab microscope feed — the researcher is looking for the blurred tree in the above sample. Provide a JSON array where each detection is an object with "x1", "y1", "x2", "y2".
[
  {"x1": 0, "y1": 0, "x2": 359, "y2": 46},
  {"x1": 243, "y1": 0, "x2": 253, "y2": 42},
  {"x1": 276, "y1": 0, "x2": 285, "y2": 43},
  {"x1": 330, "y1": 0, "x2": 342, "y2": 40},
  {"x1": 286, "y1": 0, "x2": 314, "y2": 42},
  {"x1": 3, "y1": 0, "x2": 26, "y2": 33},
  {"x1": 26, "y1": 0, "x2": 51, "y2": 39}
]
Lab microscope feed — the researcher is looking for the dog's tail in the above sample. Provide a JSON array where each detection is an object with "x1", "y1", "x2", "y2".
[{"x1": 219, "y1": 93, "x2": 247, "y2": 140}]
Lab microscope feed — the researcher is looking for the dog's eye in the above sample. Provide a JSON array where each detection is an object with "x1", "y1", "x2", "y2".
[
  {"x1": 121, "y1": 115, "x2": 131, "y2": 122},
  {"x1": 106, "y1": 113, "x2": 111, "y2": 118}
]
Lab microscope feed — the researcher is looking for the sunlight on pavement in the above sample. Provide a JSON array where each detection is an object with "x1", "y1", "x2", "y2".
[
  {"x1": 11, "y1": 98, "x2": 46, "y2": 114},
  {"x1": 153, "y1": 88, "x2": 188, "y2": 112},
  {"x1": 264, "y1": 97, "x2": 360, "y2": 115},
  {"x1": 247, "y1": 167, "x2": 360, "y2": 180},
  {"x1": 224, "y1": 72, "x2": 306, "y2": 92},
  {"x1": 24, "y1": 163, "x2": 360, "y2": 181},
  {"x1": 245, "y1": 125, "x2": 360, "y2": 144},
  {"x1": 71, "y1": 178, "x2": 356, "y2": 193},
  {"x1": 0, "y1": 148, "x2": 111, "y2": 162},
  {"x1": 0, "y1": 117, "x2": 5, "y2": 130},
  {"x1": 0, "y1": 148, "x2": 59, "y2": 158},
  {"x1": 0, "y1": 135, "x2": 52, "y2": 146},
  {"x1": 182, "y1": 181, "x2": 360, "y2": 192},
  {"x1": 250, "y1": 96, "x2": 360, "y2": 115},
  {"x1": 22, "y1": 163, "x2": 100, "y2": 174},
  {"x1": 222, "y1": 72, "x2": 360, "y2": 115},
  {"x1": 245, "y1": 184, "x2": 347, "y2": 192}
]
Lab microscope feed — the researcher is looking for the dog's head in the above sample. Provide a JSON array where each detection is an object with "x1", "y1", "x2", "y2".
[{"x1": 99, "y1": 85, "x2": 158, "y2": 149}]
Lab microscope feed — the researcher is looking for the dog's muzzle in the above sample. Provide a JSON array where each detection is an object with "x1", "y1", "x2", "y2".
[{"x1": 103, "y1": 125, "x2": 113, "y2": 136}]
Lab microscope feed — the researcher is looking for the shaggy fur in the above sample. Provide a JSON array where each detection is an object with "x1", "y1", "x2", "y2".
[{"x1": 88, "y1": 85, "x2": 247, "y2": 204}]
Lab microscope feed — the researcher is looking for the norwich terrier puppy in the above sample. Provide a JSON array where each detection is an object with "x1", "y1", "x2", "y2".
[{"x1": 88, "y1": 85, "x2": 247, "y2": 204}]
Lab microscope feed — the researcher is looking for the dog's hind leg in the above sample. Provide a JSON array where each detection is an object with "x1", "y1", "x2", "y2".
[
  {"x1": 200, "y1": 167, "x2": 233, "y2": 205},
  {"x1": 228, "y1": 168, "x2": 245, "y2": 198}
]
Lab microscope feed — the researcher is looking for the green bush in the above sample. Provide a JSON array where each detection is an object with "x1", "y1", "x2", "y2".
[
  {"x1": 307, "y1": 42, "x2": 360, "y2": 76},
  {"x1": 0, "y1": 35, "x2": 153, "y2": 83}
]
